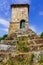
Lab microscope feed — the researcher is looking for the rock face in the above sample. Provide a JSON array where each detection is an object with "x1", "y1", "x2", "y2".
[
  {"x1": 15, "y1": 28, "x2": 43, "y2": 51},
  {"x1": 0, "y1": 21, "x2": 43, "y2": 65},
  {"x1": 0, "y1": 28, "x2": 43, "y2": 52}
]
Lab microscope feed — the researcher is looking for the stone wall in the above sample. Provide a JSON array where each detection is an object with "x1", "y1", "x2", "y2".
[
  {"x1": 11, "y1": 6, "x2": 28, "y2": 22},
  {"x1": 9, "y1": 4, "x2": 29, "y2": 35}
]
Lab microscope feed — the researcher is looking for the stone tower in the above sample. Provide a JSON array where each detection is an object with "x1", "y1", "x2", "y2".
[{"x1": 9, "y1": 4, "x2": 29, "y2": 35}]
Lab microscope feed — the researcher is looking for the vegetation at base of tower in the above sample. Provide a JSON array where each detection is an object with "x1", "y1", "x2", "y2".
[
  {"x1": 38, "y1": 53, "x2": 43, "y2": 64},
  {"x1": 40, "y1": 32, "x2": 43, "y2": 39},
  {"x1": 0, "y1": 53, "x2": 34, "y2": 65},
  {"x1": 0, "y1": 34, "x2": 7, "y2": 41},
  {"x1": 0, "y1": 53, "x2": 43, "y2": 65},
  {"x1": 17, "y1": 36, "x2": 29, "y2": 52}
]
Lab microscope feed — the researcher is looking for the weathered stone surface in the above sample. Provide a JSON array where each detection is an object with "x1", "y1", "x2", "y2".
[
  {"x1": 0, "y1": 44, "x2": 16, "y2": 52},
  {"x1": 9, "y1": 4, "x2": 29, "y2": 35}
]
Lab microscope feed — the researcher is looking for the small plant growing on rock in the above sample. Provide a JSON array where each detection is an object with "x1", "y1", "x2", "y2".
[{"x1": 38, "y1": 53, "x2": 43, "y2": 64}]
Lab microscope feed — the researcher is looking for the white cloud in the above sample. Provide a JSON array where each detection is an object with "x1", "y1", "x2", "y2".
[
  {"x1": 0, "y1": 28, "x2": 8, "y2": 32},
  {"x1": 29, "y1": 25, "x2": 42, "y2": 35},
  {"x1": 29, "y1": 25, "x2": 37, "y2": 33},
  {"x1": 39, "y1": 11, "x2": 43, "y2": 16},
  {"x1": 0, "y1": 18, "x2": 9, "y2": 28},
  {"x1": 0, "y1": 18, "x2": 9, "y2": 33}
]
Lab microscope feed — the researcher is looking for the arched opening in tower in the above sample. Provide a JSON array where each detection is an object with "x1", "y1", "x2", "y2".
[{"x1": 20, "y1": 20, "x2": 25, "y2": 29}]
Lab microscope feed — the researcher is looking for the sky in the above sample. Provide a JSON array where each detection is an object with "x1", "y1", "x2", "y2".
[{"x1": 0, "y1": 0, "x2": 43, "y2": 37}]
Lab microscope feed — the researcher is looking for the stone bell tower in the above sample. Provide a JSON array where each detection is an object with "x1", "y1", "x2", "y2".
[{"x1": 9, "y1": 4, "x2": 29, "y2": 35}]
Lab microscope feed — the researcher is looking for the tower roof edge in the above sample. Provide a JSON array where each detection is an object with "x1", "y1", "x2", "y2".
[{"x1": 11, "y1": 4, "x2": 29, "y2": 8}]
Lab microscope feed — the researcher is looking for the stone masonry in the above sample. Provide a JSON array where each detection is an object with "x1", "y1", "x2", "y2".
[{"x1": 9, "y1": 4, "x2": 29, "y2": 35}]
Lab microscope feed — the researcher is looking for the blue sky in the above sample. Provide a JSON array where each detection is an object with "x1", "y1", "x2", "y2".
[{"x1": 0, "y1": 0, "x2": 43, "y2": 37}]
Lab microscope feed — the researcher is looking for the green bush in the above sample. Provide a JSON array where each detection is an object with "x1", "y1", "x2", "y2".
[
  {"x1": 40, "y1": 32, "x2": 43, "y2": 39},
  {"x1": 5, "y1": 54, "x2": 34, "y2": 65},
  {"x1": 0, "y1": 34, "x2": 7, "y2": 41},
  {"x1": 17, "y1": 36, "x2": 29, "y2": 52},
  {"x1": 38, "y1": 53, "x2": 43, "y2": 64},
  {"x1": 17, "y1": 41, "x2": 28, "y2": 52},
  {"x1": 0, "y1": 53, "x2": 34, "y2": 65}
]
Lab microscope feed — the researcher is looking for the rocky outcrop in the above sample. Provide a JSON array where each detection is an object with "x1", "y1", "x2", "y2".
[
  {"x1": 0, "y1": 28, "x2": 43, "y2": 52},
  {"x1": 0, "y1": 28, "x2": 43, "y2": 65}
]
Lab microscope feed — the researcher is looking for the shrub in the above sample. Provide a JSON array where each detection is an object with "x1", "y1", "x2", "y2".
[
  {"x1": 38, "y1": 53, "x2": 43, "y2": 64},
  {"x1": 40, "y1": 32, "x2": 43, "y2": 39}
]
